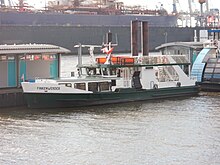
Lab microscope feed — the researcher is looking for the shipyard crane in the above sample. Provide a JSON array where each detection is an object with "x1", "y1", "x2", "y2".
[
  {"x1": 172, "y1": 0, "x2": 178, "y2": 14},
  {"x1": 188, "y1": 0, "x2": 193, "y2": 15},
  {"x1": 205, "y1": 0, "x2": 209, "y2": 12},
  {"x1": 0, "y1": 0, "x2": 5, "y2": 6},
  {"x1": 16, "y1": 0, "x2": 30, "y2": 11},
  {"x1": 0, "y1": 0, "x2": 29, "y2": 11},
  {"x1": 176, "y1": 0, "x2": 215, "y2": 27}
]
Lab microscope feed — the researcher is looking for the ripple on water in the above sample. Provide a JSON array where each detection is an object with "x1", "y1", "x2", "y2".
[{"x1": 0, "y1": 93, "x2": 220, "y2": 164}]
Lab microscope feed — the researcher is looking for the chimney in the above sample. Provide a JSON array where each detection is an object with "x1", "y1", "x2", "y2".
[
  {"x1": 141, "y1": 21, "x2": 149, "y2": 56},
  {"x1": 131, "y1": 20, "x2": 139, "y2": 56},
  {"x1": 131, "y1": 20, "x2": 149, "y2": 56}
]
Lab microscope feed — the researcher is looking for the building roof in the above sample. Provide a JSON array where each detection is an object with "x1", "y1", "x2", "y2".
[
  {"x1": 155, "y1": 42, "x2": 204, "y2": 51},
  {"x1": 0, "y1": 44, "x2": 71, "y2": 54}
]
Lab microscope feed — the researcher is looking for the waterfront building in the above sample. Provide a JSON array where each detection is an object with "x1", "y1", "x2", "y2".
[
  {"x1": 155, "y1": 42, "x2": 204, "y2": 65},
  {"x1": 0, "y1": 44, "x2": 70, "y2": 108},
  {"x1": 0, "y1": 44, "x2": 70, "y2": 89}
]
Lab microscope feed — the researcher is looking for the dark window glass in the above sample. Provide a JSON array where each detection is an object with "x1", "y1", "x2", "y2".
[
  {"x1": 213, "y1": 74, "x2": 220, "y2": 79},
  {"x1": 203, "y1": 74, "x2": 212, "y2": 79},
  {"x1": 99, "y1": 82, "x2": 109, "y2": 91},
  {"x1": 204, "y1": 68, "x2": 214, "y2": 73},
  {"x1": 88, "y1": 82, "x2": 98, "y2": 92},
  {"x1": 206, "y1": 63, "x2": 215, "y2": 67},
  {"x1": 214, "y1": 68, "x2": 220, "y2": 73},
  {"x1": 74, "y1": 83, "x2": 86, "y2": 90}
]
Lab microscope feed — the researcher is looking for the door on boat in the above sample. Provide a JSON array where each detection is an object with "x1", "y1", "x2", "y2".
[{"x1": 132, "y1": 71, "x2": 142, "y2": 89}]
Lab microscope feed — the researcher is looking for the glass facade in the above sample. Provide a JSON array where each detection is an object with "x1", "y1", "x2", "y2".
[
  {"x1": 0, "y1": 55, "x2": 17, "y2": 88},
  {"x1": 0, "y1": 54, "x2": 59, "y2": 88},
  {"x1": 7, "y1": 56, "x2": 16, "y2": 87},
  {"x1": 203, "y1": 58, "x2": 220, "y2": 82},
  {"x1": 191, "y1": 48, "x2": 210, "y2": 82},
  {"x1": 19, "y1": 54, "x2": 58, "y2": 83}
]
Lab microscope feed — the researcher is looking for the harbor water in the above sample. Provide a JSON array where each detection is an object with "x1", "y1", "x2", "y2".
[{"x1": 0, "y1": 55, "x2": 219, "y2": 164}]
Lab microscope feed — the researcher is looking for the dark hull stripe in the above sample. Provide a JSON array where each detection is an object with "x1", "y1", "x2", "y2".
[{"x1": 24, "y1": 86, "x2": 199, "y2": 108}]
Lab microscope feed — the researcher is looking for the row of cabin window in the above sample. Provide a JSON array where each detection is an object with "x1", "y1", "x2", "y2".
[
  {"x1": 86, "y1": 68, "x2": 119, "y2": 76},
  {"x1": 203, "y1": 73, "x2": 220, "y2": 79},
  {"x1": 204, "y1": 59, "x2": 220, "y2": 78},
  {"x1": 74, "y1": 82, "x2": 110, "y2": 92}
]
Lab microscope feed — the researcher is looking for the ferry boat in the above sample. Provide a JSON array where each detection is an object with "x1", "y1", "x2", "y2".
[{"x1": 21, "y1": 43, "x2": 199, "y2": 108}]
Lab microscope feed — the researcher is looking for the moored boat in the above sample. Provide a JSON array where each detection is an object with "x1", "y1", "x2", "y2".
[{"x1": 21, "y1": 43, "x2": 199, "y2": 108}]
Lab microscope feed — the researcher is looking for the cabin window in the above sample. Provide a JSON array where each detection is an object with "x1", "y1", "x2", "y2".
[
  {"x1": 213, "y1": 74, "x2": 220, "y2": 79},
  {"x1": 215, "y1": 64, "x2": 220, "y2": 68},
  {"x1": 88, "y1": 82, "x2": 98, "y2": 92},
  {"x1": 111, "y1": 80, "x2": 116, "y2": 86},
  {"x1": 214, "y1": 68, "x2": 220, "y2": 73},
  {"x1": 58, "y1": 83, "x2": 72, "y2": 87},
  {"x1": 86, "y1": 68, "x2": 95, "y2": 75},
  {"x1": 205, "y1": 68, "x2": 214, "y2": 73},
  {"x1": 74, "y1": 83, "x2": 86, "y2": 90},
  {"x1": 96, "y1": 68, "x2": 101, "y2": 75},
  {"x1": 99, "y1": 82, "x2": 110, "y2": 91},
  {"x1": 102, "y1": 68, "x2": 108, "y2": 75},
  {"x1": 117, "y1": 69, "x2": 121, "y2": 77},
  {"x1": 65, "y1": 83, "x2": 72, "y2": 87},
  {"x1": 203, "y1": 73, "x2": 212, "y2": 80},
  {"x1": 85, "y1": 68, "x2": 101, "y2": 76},
  {"x1": 206, "y1": 63, "x2": 216, "y2": 67},
  {"x1": 110, "y1": 68, "x2": 116, "y2": 75}
]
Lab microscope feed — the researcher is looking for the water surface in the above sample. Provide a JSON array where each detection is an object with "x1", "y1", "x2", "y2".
[
  {"x1": 0, "y1": 93, "x2": 219, "y2": 165},
  {"x1": 0, "y1": 55, "x2": 219, "y2": 164}
]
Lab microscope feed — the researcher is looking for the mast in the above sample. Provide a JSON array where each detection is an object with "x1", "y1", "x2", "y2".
[
  {"x1": 188, "y1": 0, "x2": 192, "y2": 15},
  {"x1": 188, "y1": 0, "x2": 193, "y2": 27},
  {"x1": 172, "y1": 0, "x2": 177, "y2": 14},
  {"x1": 1, "y1": 0, "x2": 13, "y2": 7}
]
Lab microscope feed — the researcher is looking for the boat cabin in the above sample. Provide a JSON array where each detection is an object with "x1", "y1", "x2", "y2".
[{"x1": 69, "y1": 54, "x2": 191, "y2": 92}]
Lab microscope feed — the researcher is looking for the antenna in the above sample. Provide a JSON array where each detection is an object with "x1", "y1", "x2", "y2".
[{"x1": 102, "y1": 31, "x2": 118, "y2": 47}]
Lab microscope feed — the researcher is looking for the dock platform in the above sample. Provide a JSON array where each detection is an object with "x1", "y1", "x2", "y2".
[{"x1": 0, "y1": 88, "x2": 26, "y2": 108}]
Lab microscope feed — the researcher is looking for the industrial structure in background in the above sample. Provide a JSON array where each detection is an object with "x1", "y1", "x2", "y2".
[
  {"x1": 173, "y1": 0, "x2": 219, "y2": 27},
  {"x1": 0, "y1": 0, "x2": 219, "y2": 54},
  {"x1": 0, "y1": 0, "x2": 178, "y2": 27},
  {"x1": 0, "y1": 0, "x2": 169, "y2": 16},
  {"x1": 0, "y1": 0, "x2": 219, "y2": 27}
]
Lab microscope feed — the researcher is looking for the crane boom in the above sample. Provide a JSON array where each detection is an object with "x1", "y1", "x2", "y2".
[
  {"x1": 206, "y1": 0, "x2": 209, "y2": 12},
  {"x1": 8, "y1": 0, "x2": 12, "y2": 7},
  {"x1": 188, "y1": 0, "x2": 192, "y2": 14},
  {"x1": 0, "y1": 0, "x2": 4, "y2": 6}
]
